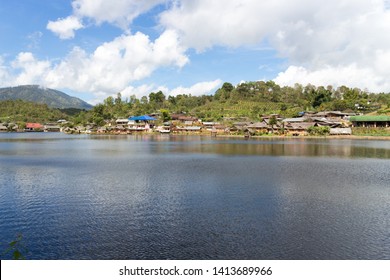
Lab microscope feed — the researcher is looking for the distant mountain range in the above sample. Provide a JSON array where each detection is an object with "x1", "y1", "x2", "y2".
[{"x1": 0, "y1": 85, "x2": 93, "y2": 109}]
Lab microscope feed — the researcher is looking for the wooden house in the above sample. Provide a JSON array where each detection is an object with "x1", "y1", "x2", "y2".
[
  {"x1": 44, "y1": 124, "x2": 61, "y2": 132},
  {"x1": 0, "y1": 124, "x2": 8, "y2": 132},
  {"x1": 285, "y1": 122, "x2": 316, "y2": 136}
]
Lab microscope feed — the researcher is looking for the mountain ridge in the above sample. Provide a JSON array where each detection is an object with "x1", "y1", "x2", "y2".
[{"x1": 0, "y1": 85, "x2": 92, "y2": 110}]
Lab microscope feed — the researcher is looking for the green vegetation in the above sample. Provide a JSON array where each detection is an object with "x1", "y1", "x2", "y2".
[
  {"x1": 1, "y1": 81, "x2": 390, "y2": 128},
  {"x1": 1, "y1": 234, "x2": 28, "y2": 260},
  {"x1": 352, "y1": 127, "x2": 390, "y2": 136},
  {"x1": 0, "y1": 99, "x2": 68, "y2": 124},
  {"x1": 0, "y1": 85, "x2": 92, "y2": 109},
  {"x1": 307, "y1": 126, "x2": 331, "y2": 136},
  {"x1": 73, "y1": 81, "x2": 389, "y2": 126}
]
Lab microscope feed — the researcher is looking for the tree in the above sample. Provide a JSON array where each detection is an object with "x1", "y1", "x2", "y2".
[
  {"x1": 168, "y1": 95, "x2": 177, "y2": 106},
  {"x1": 115, "y1": 92, "x2": 122, "y2": 106},
  {"x1": 140, "y1": 96, "x2": 148, "y2": 104},
  {"x1": 221, "y1": 82, "x2": 234, "y2": 92},
  {"x1": 160, "y1": 109, "x2": 171, "y2": 122},
  {"x1": 312, "y1": 86, "x2": 332, "y2": 108},
  {"x1": 269, "y1": 115, "x2": 278, "y2": 133},
  {"x1": 149, "y1": 91, "x2": 165, "y2": 103}
]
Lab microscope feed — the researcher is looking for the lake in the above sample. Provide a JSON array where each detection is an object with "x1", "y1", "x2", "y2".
[{"x1": 0, "y1": 133, "x2": 389, "y2": 259}]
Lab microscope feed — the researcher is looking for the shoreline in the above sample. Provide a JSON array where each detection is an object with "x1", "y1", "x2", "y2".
[
  {"x1": 214, "y1": 134, "x2": 390, "y2": 140},
  {"x1": 2, "y1": 130, "x2": 390, "y2": 140}
]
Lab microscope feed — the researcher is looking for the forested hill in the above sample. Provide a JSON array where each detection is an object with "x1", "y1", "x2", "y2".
[{"x1": 0, "y1": 85, "x2": 92, "y2": 109}]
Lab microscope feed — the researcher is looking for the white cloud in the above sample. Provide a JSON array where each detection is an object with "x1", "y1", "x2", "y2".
[
  {"x1": 160, "y1": 0, "x2": 278, "y2": 50},
  {"x1": 45, "y1": 30, "x2": 188, "y2": 93},
  {"x1": 168, "y1": 79, "x2": 222, "y2": 96},
  {"x1": 121, "y1": 84, "x2": 168, "y2": 100},
  {"x1": 88, "y1": 79, "x2": 221, "y2": 104},
  {"x1": 0, "y1": 30, "x2": 187, "y2": 102},
  {"x1": 121, "y1": 79, "x2": 222, "y2": 100},
  {"x1": 11, "y1": 52, "x2": 51, "y2": 85},
  {"x1": 274, "y1": 65, "x2": 389, "y2": 92},
  {"x1": 72, "y1": 0, "x2": 165, "y2": 29},
  {"x1": 47, "y1": 16, "x2": 84, "y2": 39},
  {"x1": 47, "y1": 0, "x2": 166, "y2": 38},
  {"x1": 160, "y1": 0, "x2": 390, "y2": 92},
  {"x1": 16, "y1": 0, "x2": 390, "y2": 99}
]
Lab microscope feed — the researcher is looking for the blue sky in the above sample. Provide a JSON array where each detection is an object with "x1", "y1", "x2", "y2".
[{"x1": 1, "y1": 0, "x2": 390, "y2": 104}]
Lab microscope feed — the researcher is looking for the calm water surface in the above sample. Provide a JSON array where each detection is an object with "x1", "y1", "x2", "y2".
[{"x1": 0, "y1": 133, "x2": 389, "y2": 259}]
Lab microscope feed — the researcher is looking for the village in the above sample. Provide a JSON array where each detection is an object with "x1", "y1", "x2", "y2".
[{"x1": 2, "y1": 111, "x2": 390, "y2": 137}]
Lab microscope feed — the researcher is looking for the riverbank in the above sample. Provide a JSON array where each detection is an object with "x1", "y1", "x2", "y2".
[
  {"x1": 212, "y1": 134, "x2": 390, "y2": 141},
  {"x1": 2, "y1": 129, "x2": 390, "y2": 140}
]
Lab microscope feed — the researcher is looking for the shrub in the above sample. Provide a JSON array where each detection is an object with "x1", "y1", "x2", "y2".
[{"x1": 307, "y1": 126, "x2": 330, "y2": 136}]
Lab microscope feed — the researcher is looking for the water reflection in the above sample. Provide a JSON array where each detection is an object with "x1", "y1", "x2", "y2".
[
  {"x1": 1, "y1": 134, "x2": 390, "y2": 259},
  {"x1": 1, "y1": 134, "x2": 389, "y2": 159},
  {"x1": 143, "y1": 136, "x2": 390, "y2": 159}
]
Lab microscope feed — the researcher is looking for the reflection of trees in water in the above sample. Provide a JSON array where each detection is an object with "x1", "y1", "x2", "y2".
[{"x1": 155, "y1": 139, "x2": 390, "y2": 159}]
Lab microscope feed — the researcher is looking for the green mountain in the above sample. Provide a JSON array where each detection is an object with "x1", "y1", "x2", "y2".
[{"x1": 0, "y1": 85, "x2": 92, "y2": 109}]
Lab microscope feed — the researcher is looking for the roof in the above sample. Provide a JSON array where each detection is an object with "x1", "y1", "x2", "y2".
[
  {"x1": 178, "y1": 116, "x2": 197, "y2": 121},
  {"x1": 349, "y1": 115, "x2": 390, "y2": 122},
  {"x1": 44, "y1": 125, "x2": 60, "y2": 129},
  {"x1": 282, "y1": 117, "x2": 307, "y2": 123},
  {"x1": 248, "y1": 122, "x2": 268, "y2": 128},
  {"x1": 177, "y1": 126, "x2": 201, "y2": 131},
  {"x1": 26, "y1": 123, "x2": 43, "y2": 129},
  {"x1": 116, "y1": 119, "x2": 129, "y2": 123},
  {"x1": 287, "y1": 122, "x2": 316, "y2": 130},
  {"x1": 128, "y1": 115, "x2": 156, "y2": 121}
]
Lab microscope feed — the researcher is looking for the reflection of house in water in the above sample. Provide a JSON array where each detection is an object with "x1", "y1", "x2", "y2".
[{"x1": 350, "y1": 116, "x2": 390, "y2": 128}]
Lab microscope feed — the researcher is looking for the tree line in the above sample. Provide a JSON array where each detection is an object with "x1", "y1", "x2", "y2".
[
  {"x1": 78, "y1": 81, "x2": 390, "y2": 126},
  {"x1": 2, "y1": 81, "x2": 390, "y2": 126}
]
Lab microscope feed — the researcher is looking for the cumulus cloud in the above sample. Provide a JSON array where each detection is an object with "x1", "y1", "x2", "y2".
[
  {"x1": 47, "y1": 0, "x2": 165, "y2": 38},
  {"x1": 47, "y1": 16, "x2": 84, "y2": 39},
  {"x1": 72, "y1": 0, "x2": 165, "y2": 29},
  {"x1": 168, "y1": 79, "x2": 222, "y2": 96},
  {"x1": 11, "y1": 52, "x2": 51, "y2": 85},
  {"x1": 274, "y1": 65, "x2": 389, "y2": 92},
  {"x1": 88, "y1": 79, "x2": 221, "y2": 104},
  {"x1": 160, "y1": 0, "x2": 279, "y2": 50},
  {"x1": 45, "y1": 30, "x2": 188, "y2": 93},
  {"x1": 121, "y1": 80, "x2": 222, "y2": 99},
  {"x1": 120, "y1": 84, "x2": 168, "y2": 100},
  {"x1": 159, "y1": 0, "x2": 390, "y2": 92},
  {"x1": 0, "y1": 30, "x2": 187, "y2": 101},
  {"x1": 19, "y1": 0, "x2": 390, "y2": 100}
]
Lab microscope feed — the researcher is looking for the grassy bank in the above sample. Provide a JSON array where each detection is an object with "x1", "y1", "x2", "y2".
[{"x1": 352, "y1": 127, "x2": 390, "y2": 137}]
